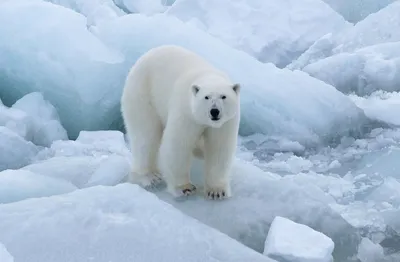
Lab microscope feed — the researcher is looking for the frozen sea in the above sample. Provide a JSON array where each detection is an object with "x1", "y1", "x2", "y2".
[{"x1": 0, "y1": 0, "x2": 399, "y2": 261}]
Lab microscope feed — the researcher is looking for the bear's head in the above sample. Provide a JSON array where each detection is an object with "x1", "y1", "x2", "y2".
[{"x1": 191, "y1": 76, "x2": 240, "y2": 128}]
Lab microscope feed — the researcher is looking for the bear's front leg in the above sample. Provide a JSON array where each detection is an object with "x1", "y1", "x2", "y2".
[
  {"x1": 159, "y1": 117, "x2": 203, "y2": 197},
  {"x1": 203, "y1": 119, "x2": 238, "y2": 200}
]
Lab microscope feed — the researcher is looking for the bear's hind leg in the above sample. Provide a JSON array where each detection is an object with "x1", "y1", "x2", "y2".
[{"x1": 122, "y1": 99, "x2": 164, "y2": 189}]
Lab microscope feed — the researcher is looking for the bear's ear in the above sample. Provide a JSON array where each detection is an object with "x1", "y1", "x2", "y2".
[
  {"x1": 192, "y1": 85, "x2": 200, "y2": 95},
  {"x1": 232, "y1": 83, "x2": 240, "y2": 94}
]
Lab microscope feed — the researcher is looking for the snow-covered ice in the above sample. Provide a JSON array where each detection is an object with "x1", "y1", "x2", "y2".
[
  {"x1": 33, "y1": 130, "x2": 130, "y2": 161},
  {"x1": 166, "y1": 0, "x2": 350, "y2": 67},
  {"x1": 332, "y1": 2, "x2": 400, "y2": 54},
  {"x1": 0, "y1": 0, "x2": 125, "y2": 139},
  {"x1": 381, "y1": 209, "x2": 400, "y2": 253},
  {"x1": 289, "y1": 1, "x2": 400, "y2": 71},
  {"x1": 264, "y1": 216, "x2": 334, "y2": 262},
  {"x1": 0, "y1": 92, "x2": 67, "y2": 146},
  {"x1": 23, "y1": 130, "x2": 130, "y2": 188},
  {"x1": 286, "y1": 33, "x2": 335, "y2": 71},
  {"x1": 43, "y1": 0, "x2": 168, "y2": 20},
  {"x1": 238, "y1": 127, "x2": 400, "y2": 259},
  {"x1": 0, "y1": 243, "x2": 13, "y2": 262},
  {"x1": 22, "y1": 156, "x2": 123, "y2": 188},
  {"x1": 303, "y1": 43, "x2": 400, "y2": 96},
  {"x1": 0, "y1": 92, "x2": 67, "y2": 170},
  {"x1": 156, "y1": 158, "x2": 360, "y2": 261},
  {"x1": 280, "y1": 172, "x2": 355, "y2": 202},
  {"x1": 355, "y1": 148, "x2": 400, "y2": 180},
  {"x1": 1, "y1": 131, "x2": 363, "y2": 261},
  {"x1": 349, "y1": 91, "x2": 400, "y2": 126},
  {"x1": 43, "y1": 0, "x2": 126, "y2": 25},
  {"x1": 330, "y1": 201, "x2": 389, "y2": 242},
  {"x1": 76, "y1": 130, "x2": 126, "y2": 144},
  {"x1": 12, "y1": 92, "x2": 68, "y2": 146},
  {"x1": 85, "y1": 155, "x2": 130, "y2": 187},
  {"x1": 113, "y1": 0, "x2": 167, "y2": 14},
  {"x1": 2, "y1": 0, "x2": 400, "y2": 261},
  {"x1": 1, "y1": 133, "x2": 363, "y2": 261},
  {"x1": 0, "y1": 169, "x2": 76, "y2": 204},
  {"x1": 0, "y1": 102, "x2": 34, "y2": 140},
  {"x1": 0, "y1": 127, "x2": 39, "y2": 171},
  {"x1": 261, "y1": 155, "x2": 314, "y2": 175},
  {"x1": 366, "y1": 177, "x2": 400, "y2": 206},
  {"x1": 0, "y1": 184, "x2": 275, "y2": 262}
]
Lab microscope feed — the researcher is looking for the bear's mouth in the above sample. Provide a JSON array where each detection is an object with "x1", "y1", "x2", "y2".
[{"x1": 211, "y1": 117, "x2": 220, "y2": 121}]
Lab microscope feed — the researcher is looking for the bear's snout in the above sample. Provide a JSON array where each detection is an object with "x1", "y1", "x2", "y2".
[{"x1": 210, "y1": 108, "x2": 220, "y2": 120}]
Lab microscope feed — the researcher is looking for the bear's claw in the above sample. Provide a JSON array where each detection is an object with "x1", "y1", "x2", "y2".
[
  {"x1": 206, "y1": 189, "x2": 227, "y2": 200},
  {"x1": 179, "y1": 183, "x2": 197, "y2": 196}
]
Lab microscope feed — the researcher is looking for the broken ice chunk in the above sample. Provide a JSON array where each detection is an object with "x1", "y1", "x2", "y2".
[
  {"x1": 357, "y1": 237, "x2": 384, "y2": 262},
  {"x1": 264, "y1": 216, "x2": 334, "y2": 262}
]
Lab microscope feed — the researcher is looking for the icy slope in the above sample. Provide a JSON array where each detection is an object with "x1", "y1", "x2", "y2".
[
  {"x1": 0, "y1": 92, "x2": 67, "y2": 171},
  {"x1": 166, "y1": 0, "x2": 350, "y2": 68},
  {"x1": 289, "y1": 1, "x2": 400, "y2": 70},
  {"x1": 157, "y1": 158, "x2": 360, "y2": 261},
  {"x1": 303, "y1": 42, "x2": 400, "y2": 95},
  {"x1": 0, "y1": 184, "x2": 275, "y2": 262},
  {"x1": 0, "y1": 169, "x2": 76, "y2": 204},
  {"x1": 43, "y1": 0, "x2": 126, "y2": 25},
  {"x1": 0, "y1": 0, "x2": 125, "y2": 138},
  {"x1": 0, "y1": 127, "x2": 39, "y2": 171},
  {"x1": 0, "y1": 129, "x2": 361, "y2": 261},
  {"x1": 349, "y1": 91, "x2": 400, "y2": 126}
]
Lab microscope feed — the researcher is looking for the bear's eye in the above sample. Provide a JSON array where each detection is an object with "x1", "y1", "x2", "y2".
[
  {"x1": 221, "y1": 95, "x2": 226, "y2": 99},
  {"x1": 205, "y1": 96, "x2": 209, "y2": 100}
]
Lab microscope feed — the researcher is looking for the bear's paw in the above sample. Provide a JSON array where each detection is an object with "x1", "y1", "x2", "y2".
[{"x1": 206, "y1": 187, "x2": 230, "y2": 200}]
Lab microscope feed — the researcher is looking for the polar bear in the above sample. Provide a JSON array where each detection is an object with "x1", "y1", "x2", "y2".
[{"x1": 121, "y1": 45, "x2": 240, "y2": 200}]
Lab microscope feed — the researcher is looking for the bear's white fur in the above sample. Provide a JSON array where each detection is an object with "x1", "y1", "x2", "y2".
[{"x1": 121, "y1": 45, "x2": 240, "y2": 199}]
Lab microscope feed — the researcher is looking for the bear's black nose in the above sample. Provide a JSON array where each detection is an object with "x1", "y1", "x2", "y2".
[{"x1": 210, "y1": 108, "x2": 220, "y2": 119}]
